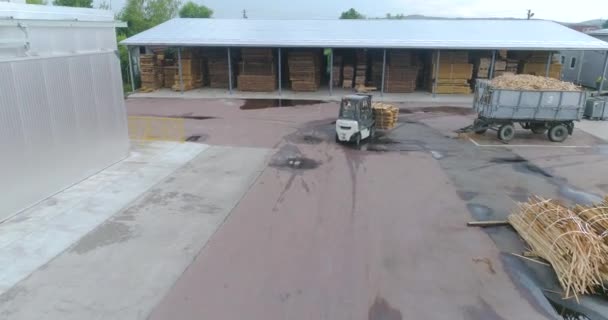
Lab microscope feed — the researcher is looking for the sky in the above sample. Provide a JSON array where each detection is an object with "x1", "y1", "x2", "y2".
[{"x1": 102, "y1": 0, "x2": 605, "y2": 24}]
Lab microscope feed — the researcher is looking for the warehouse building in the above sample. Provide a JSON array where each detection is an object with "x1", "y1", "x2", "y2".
[
  {"x1": 121, "y1": 18, "x2": 608, "y2": 99},
  {"x1": 561, "y1": 29, "x2": 608, "y2": 91}
]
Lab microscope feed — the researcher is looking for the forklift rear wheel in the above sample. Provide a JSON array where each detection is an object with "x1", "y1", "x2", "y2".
[
  {"x1": 497, "y1": 124, "x2": 515, "y2": 141},
  {"x1": 335, "y1": 134, "x2": 340, "y2": 143}
]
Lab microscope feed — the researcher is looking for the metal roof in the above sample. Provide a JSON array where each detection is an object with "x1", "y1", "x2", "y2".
[
  {"x1": 121, "y1": 18, "x2": 608, "y2": 50},
  {"x1": 588, "y1": 28, "x2": 608, "y2": 36},
  {"x1": 0, "y1": 2, "x2": 114, "y2": 21}
]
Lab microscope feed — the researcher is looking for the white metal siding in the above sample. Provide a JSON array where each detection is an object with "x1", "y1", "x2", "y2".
[{"x1": 0, "y1": 51, "x2": 129, "y2": 220}]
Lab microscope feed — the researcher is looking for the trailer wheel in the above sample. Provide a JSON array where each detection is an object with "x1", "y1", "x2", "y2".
[
  {"x1": 548, "y1": 124, "x2": 568, "y2": 142},
  {"x1": 497, "y1": 124, "x2": 515, "y2": 141},
  {"x1": 530, "y1": 124, "x2": 547, "y2": 134}
]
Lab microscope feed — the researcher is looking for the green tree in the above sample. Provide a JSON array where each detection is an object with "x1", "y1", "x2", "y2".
[
  {"x1": 340, "y1": 8, "x2": 365, "y2": 19},
  {"x1": 26, "y1": 0, "x2": 48, "y2": 5},
  {"x1": 98, "y1": 0, "x2": 110, "y2": 9},
  {"x1": 52, "y1": 0, "x2": 92, "y2": 8},
  {"x1": 179, "y1": 1, "x2": 213, "y2": 18},
  {"x1": 386, "y1": 13, "x2": 406, "y2": 19}
]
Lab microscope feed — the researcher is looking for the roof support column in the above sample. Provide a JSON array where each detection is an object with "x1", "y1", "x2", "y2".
[
  {"x1": 489, "y1": 50, "x2": 496, "y2": 79},
  {"x1": 576, "y1": 51, "x2": 585, "y2": 84},
  {"x1": 278, "y1": 48, "x2": 282, "y2": 96},
  {"x1": 227, "y1": 47, "x2": 233, "y2": 94},
  {"x1": 381, "y1": 49, "x2": 386, "y2": 97},
  {"x1": 177, "y1": 47, "x2": 184, "y2": 94},
  {"x1": 545, "y1": 52, "x2": 552, "y2": 78},
  {"x1": 127, "y1": 46, "x2": 135, "y2": 93},
  {"x1": 329, "y1": 49, "x2": 333, "y2": 96},
  {"x1": 432, "y1": 50, "x2": 440, "y2": 98},
  {"x1": 599, "y1": 51, "x2": 608, "y2": 94}
]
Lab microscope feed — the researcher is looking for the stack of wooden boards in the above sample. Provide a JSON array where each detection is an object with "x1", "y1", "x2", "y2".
[
  {"x1": 288, "y1": 50, "x2": 321, "y2": 91},
  {"x1": 509, "y1": 196, "x2": 608, "y2": 300},
  {"x1": 355, "y1": 50, "x2": 367, "y2": 87},
  {"x1": 521, "y1": 52, "x2": 562, "y2": 79},
  {"x1": 172, "y1": 48, "x2": 203, "y2": 91},
  {"x1": 332, "y1": 55, "x2": 343, "y2": 87},
  {"x1": 372, "y1": 102, "x2": 399, "y2": 129},
  {"x1": 384, "y1": 51, "x2": 418, "y2": 93},
  {"x1": 343, "y1": 63, "x2": 354, "y2": 88},
  {"x1": 431, "y1": 51, "x2": 473, "y2": 94},
  {"x1": 237, "y1": 48, "x2": 276, "y2": 92},
  {"x1": 476, "y1": 51, "x2": 518, "y2": 79},
  {"x1": 140, "y1": 54, "x2": 163, "y2": 91},
  {"x1": 204, "y1": 48, "x2": 232, "y2": 88}
]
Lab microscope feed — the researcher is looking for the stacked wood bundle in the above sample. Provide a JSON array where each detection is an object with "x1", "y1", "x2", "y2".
[
  {"x1": 431, "y1": 51, "x2": 473, "y2": 94},
  {"x1": 237, "y1": 48, "x2": 276, "y2": 92},
  {"x1": 522, "y1": 52, "x2": 562, "y2": 79},
  {"x1": 384, "y1": 50, "x2": 418, "y2": 93},
  {"x1": 354, "y1": 50, "x2": 367, "y2": 86},
  {"x1": 172, "y1": 48, "x2": 203, "y2": 91},
  {"x1": 163, "y1": 66, "x2": 177, "y2": 89},
  {"x1": 140, "y1": 54, "x2": 163, "y2": 91},
  {"x1": 343, "y1": 64, "x2": 354, "y2": 88},
  {"x1": 203, "y1": 48, "x2": 231, "y2": 88},
  {"x1": 508, "y1": 196, "x2": 608, "y2": 300},
  {"x1": 372, "y1": 102, "x2": 399, "y2": 129},
  {"x1": 288, "y1": 50, "x2": 321, "y2": 91},
  {"x1": 332, "y1": 55, "x2": 343, "y2": 87}
]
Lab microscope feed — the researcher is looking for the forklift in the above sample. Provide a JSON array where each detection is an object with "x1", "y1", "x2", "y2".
[{"x1": 335, "y1": 95, "x2": 376, "y2": 145}]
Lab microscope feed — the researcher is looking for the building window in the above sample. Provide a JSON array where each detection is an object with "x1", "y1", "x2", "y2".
[
  {"x1": 570, "y1": 57, "x2": 577, "y2": 69},
  {"x1": 560, "y1": 56, "x2": 565, "y2": 65}
]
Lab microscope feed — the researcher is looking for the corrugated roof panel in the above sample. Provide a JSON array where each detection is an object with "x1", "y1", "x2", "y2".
[
  {"x1": 121, "y1": 18, "x2": 608, "y2": 50},
  {"x1": 0, "y1": 2, "x2": 114, "y2": 21}
]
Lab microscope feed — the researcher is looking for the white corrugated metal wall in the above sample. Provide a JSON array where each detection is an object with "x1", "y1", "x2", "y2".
[{"x1": 0, "y1": 4, "x2": 128, "y2": 220}]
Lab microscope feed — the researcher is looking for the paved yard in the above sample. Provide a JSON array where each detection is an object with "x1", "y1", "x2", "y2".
[{"x1": 2, "y1": 97, "x2": 608, "y2": 319}]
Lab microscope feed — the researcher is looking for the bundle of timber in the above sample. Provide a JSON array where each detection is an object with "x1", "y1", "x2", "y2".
[
  {"x1": 332, "y1": 55, "x2": 343, "y2": 87},
  {"x1": 508, "y1": 196, "x2": 608, "y2": 299},
  {"x1": 490, "y1": 74, "x2": 580, "y2": 91},
  {"x1": 372, "y1": 102, "x2": 399, "y2": 129},
  {"x1": 522, "y1": 52, "x2": 562, "y2": 79},
  {"x1": 384, "y1": 50, "x2": 418, "y2": 93},
  {"x1": 354, "y1": 50, "x2": 367, "y2": 86},
  {"x1": 172, "y1": 48, "x2": 203, "y2": 91},
  {"x1": 140, "y1": 54, "x2": 163, "y2": 91},
  {"x1": 204, "y1": 48, "x2": 231, "y2": 88},
  {"x1": 237, "y1": 48, "x2": 276, "y2": 92},
  {"x1": 431, "y1": 51, "x2": 473, "y2": 94},
  {"x1": 288, "y1": 50, "x2": 321, "y2": 91},
  {"x1": 163, "y1": 66, "x2": 177, "y2": 89},
  {"x1": 343, "y1": 64, "x2": 354, "y2": 88}
]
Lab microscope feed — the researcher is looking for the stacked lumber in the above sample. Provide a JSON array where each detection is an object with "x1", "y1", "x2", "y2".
[
  {"x1": 140, "y1": 54, "x2": 163, "y2": 91},
  {"x1": 237, "y1": 48, "x2": 276, "y2": 92},
  {"x1": 384, "y1": 50, "x2": 418, "y2": 93},
  {"x1": 163, "y1": 66, "x2": 177, "y2": 89},
  {"x1": 354, "y1": 50, "x2": 367, "y2": 86},
  {"x1": 490, "y1": 74, "x2": 580, "y2": 91},
  {"x1": 372, "y1": 102, "x2": 399, "y2": 129},
  {"x1": 288, "y1": 50, "x2": 321, "y2": 91},
  {"x1": 203, "y1": 48, "x2": 231, "y2": 88},
  {"x1": 371, "y1": 55, "x2": 383, "y2": 88},
  {"x1": 172, "y1": 48, "x2": 203, "y2": 91},
  {"x1": 343, "y1": 64, "x2": 354, "y2": 88},
  {"x1": 431, "y1": 51, "x2": 473, "y2": 94},
  {"x1": 332, "y1": 55, "x2": 343, "y2": 87},
  {"x1": 508, "y1": 196, "x2": 608, "y2": 299},
  {"x1": 522, "y1": 52, "x2": 562, "y2": 79}
]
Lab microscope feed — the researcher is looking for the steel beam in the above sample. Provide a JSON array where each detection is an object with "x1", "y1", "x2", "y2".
[
  {"x1": 489, "y1": 50, "x2": 496, "y2": 79},
  {"x1": 329, "y1": 49, "x2": 333, "y2": 96},
  {"x1": 381, "y1": 49, "x2": 386, "y2": 96},
  {"x1": 277, "y1": 48, "x2": 282, "y2": 95},
  {"x1": 576, "y1": 51, "x2": 585, "y2": 84},
  {"x1": 127, "y1": 46, "x2": 135, "y2": 93},
  {"x1": 227, "y1": 47, "x2": 233, "y2": 94},
  {"x1": 545, "y1": 52, "x2": 552, "y2": 78},
  {"x1": 432, "y1": 50, "x2": 440, "y2": 97},
  {"x1": 177, "y1": 47, "x2": 184, "y2": 94},
  {"x1": 599, "y1": 51, "x2": 608, "y2": 93}
]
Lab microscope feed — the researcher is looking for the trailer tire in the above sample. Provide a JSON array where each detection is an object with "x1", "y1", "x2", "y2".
[
  {"x1": 531, "y1": 124, "x2": 547, "y2": 134},
  {"x1": 497, "y1": 124, "x2": 515, "y2": 142},
  {"x1": 548, "y1": 124, "x2": 568, "y2": 142}
]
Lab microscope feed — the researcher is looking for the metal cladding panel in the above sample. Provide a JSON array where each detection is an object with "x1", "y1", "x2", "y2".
[
  {"x1": 0, "y1": 52, "x2": 129, "y2": 221},
  {"x1": 121, "y1": 18, "x2": 608, "y2": 50}
]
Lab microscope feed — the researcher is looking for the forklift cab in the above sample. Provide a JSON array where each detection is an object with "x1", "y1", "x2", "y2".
[{"x1": 335, "y1": 95, "x2": 375, "y2": 145}]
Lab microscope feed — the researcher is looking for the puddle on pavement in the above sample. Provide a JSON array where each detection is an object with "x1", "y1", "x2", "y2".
[
  {"x1": 558, "y1": 185, "x2": 603, "y2": 206},
  {"x1": 300, "y1": 135, "x2": 324, "y2": 144},
  {"x1": 369, "y1": 296, "x2": 402, "y2": 320},
  {"x1": 240, "y1": 99, "x2": 325, "y2": 110},
  {"x1": 456, "y1": 191, "x2": 478, "y2": 201},
  {"x1": 269, "y1": 144, "x2": 321, "y2": 171},
  {"x1": 185, "y1": 134, "x2": 208, "y2": 142},
  {"x1": 548, "y1": 299, "x2": 590, "y2": 320},
  {"x1": 466, "y1": 203, "x2": 494, "y2": 220},
  {"x1": 185, "y1": 135, "x2": 201, "y2": 142}
]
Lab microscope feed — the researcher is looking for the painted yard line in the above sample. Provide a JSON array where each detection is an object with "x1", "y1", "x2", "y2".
[{"x1": 468, "y1": 138, "x2": 592, "y2": 148}]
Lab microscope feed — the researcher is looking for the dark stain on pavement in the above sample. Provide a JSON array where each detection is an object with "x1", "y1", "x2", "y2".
[
  {"x1": 71, "y1": 221, "x2": 135, "y2": 254},
  {"x1": 240, "y1": 99, "x2": 324, "y2": 110},
  {"x1": 513, "y1": 162, "x2": 554, "y2": 178},
  {"x1": 457, "y1": 190, "x2": 478, "y2": 201},
  {"x1": 462, "y1": 297, "x2": 505, "y2": 320},
  {"x1": 369, "y1": 296, "x2": 402, "y2": 320},
  {"x1": 490, "y1": 156, "x2": 527, "y2": 164},
  {"x1": 506, "y1": 186, "x2": 530, "y2": 202},
  {"x1": 558, "y1": 185, "x2": 603, "y2": 206},
  {"x1": 466, "y1": 203, "x2": 493, "y2": 220},
  {"x1": 269, "y1": 144, "x2": 320, "y2": 171},
  {"x1": 301, "y1": 135, "x2": 323, "y2": 144}
]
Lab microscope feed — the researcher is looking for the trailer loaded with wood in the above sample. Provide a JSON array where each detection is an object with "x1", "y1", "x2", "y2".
[{"x1": 461, "y1": 75, "x2": 587, "y2": 142}]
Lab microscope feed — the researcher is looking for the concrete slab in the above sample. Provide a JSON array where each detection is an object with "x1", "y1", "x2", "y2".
[
  {"x1": 128, "y1": 87, "x2": 474, "y2": 105},
  {"x1": 0, "y1": 141, "x2": 207, "y2": 295},
  {"x1": 577, "y1": 119, "x2": 608, "y2": 142},
  {"x1": 0, "y1": 145, "x2": 270, "y2": 320}
]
